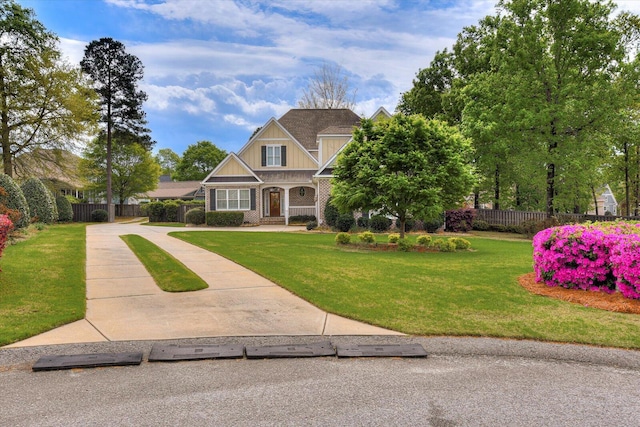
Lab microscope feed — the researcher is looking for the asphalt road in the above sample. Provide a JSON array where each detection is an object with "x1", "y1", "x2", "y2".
[{"x1": 2, "y1": 336, "x2": 640, "y2": 426}]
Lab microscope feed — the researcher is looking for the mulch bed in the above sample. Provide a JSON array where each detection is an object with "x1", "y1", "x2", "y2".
[{"x1": 519, "y1": 272, "x2": 640, "y2": 314}]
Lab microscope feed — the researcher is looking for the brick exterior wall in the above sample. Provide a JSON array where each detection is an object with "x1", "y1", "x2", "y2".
[
  {"x1": 289, "y1": 186, "x2": 315, "y2": 206},
  {"x1": 204, "y1": 185, "x2": 261, "y2": 225},
  {"x1": 318, "y1": 178, "x2": 332, "y2": 224}
]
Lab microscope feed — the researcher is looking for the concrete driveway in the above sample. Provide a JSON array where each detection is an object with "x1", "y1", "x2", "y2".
[{"x1": 6, "y1": 222, "x2": 400, "y2": 348}]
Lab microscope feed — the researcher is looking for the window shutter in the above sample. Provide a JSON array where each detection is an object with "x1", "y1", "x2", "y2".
[
  {"x1": 250, "y1": 188, "x2": 256, "y2": 210},
  {"x1": 281, "y1": 145, "x2": 286, "y2": 166},
  {"x1": 210, "y1": 189, "x2": 216, "y2": 211},
  {"x1": 261, "y1": 146, "x2": 266, "y2": 167}
]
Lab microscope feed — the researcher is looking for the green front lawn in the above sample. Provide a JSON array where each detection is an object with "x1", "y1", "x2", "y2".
[
  {"x1": 121, "y1": 234, "x2": 208, "y2": 292},
  {"x1": 172, "y1": 231, "x2": 640, "y2": 349},
  {"x1": 0, "y1": 224, "x2": 86, "y2": 346}
]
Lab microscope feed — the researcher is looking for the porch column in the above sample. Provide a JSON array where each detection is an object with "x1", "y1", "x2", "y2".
[{"x1": 284, "y1": 187, "x2": 289, "y2": 225}]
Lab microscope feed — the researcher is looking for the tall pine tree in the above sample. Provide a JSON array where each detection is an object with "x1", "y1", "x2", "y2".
[{"x1": 81, "y1": 37, "x2": 149, "y2": 221}]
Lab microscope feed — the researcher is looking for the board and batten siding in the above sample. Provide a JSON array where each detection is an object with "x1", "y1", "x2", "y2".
[
  {"x1": 242, "y1": 140, "x2": 317, "y2": 170},
  {"x1": 320, "y1": 136, "x2": 351, "y2": 166},
  {"x1": 216, "y1": 157, "x2": 249, "y2": 176}
]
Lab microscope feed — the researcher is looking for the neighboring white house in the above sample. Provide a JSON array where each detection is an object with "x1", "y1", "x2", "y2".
[{"x1": 588, "y1": 184, "x2": 618, "y2": 216}]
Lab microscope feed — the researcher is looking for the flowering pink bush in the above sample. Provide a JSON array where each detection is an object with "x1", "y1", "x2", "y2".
[
  {"x1": 609, "y1": 233, "x2": 640, "y2": 299},
  {"x1": 0, "y1": 214, "x2": 14, "y2": 263},
  {"x1": 533, "y1": 222, "x2": 640, "y2": 298}
]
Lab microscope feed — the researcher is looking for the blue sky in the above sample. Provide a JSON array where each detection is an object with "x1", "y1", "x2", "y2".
[{"x1": 20, "y1": 0, "x2": 640, "y2": 157}]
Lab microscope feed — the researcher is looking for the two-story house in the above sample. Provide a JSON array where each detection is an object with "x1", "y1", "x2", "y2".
[{"x1": 202, "y1": 107, "x2": 391, "y2": 225}]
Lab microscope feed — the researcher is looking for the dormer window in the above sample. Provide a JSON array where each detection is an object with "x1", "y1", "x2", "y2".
[{"x1": 261, "y1": 145, "x2": 287, "y2": 167}]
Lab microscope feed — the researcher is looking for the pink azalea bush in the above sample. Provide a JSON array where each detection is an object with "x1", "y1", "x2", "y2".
[
  {"x1": 609, "y1": 233, "x2": 640, "y2": 299},
  {"x1": 533, "y1": 222, "x2": 640, "y2": 299},
  {"x1": 0, "y1": 214, "x2": 14, "y2": 263}
]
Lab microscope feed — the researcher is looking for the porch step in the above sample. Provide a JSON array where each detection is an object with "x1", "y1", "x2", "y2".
[{"x1": 260, "y1": 217, "x2": 286, "y2": 225}]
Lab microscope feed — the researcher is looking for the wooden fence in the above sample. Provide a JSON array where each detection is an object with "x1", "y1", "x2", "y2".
[
  {"x1": 475, "y1": 208, "x2": 640, "y2": 226},
  {"x1": 71, "y1": 203, "x2": 201, "y2": 222}
]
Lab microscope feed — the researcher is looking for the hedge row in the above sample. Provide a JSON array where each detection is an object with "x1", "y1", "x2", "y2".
[
  {"x1": 206, "y1": 211, "x2": 244, "y2": 227},
  {"x1": 0, "y1": 174, "x2": 30, "y2": 228},
  {"x1": 533, "y1": 222, "x2": 640, "y2": 299}
]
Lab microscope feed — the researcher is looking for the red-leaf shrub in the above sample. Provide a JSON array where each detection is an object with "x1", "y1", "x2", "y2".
[
  {"x1": 445, "y1": 209, "x2": 475, "y2": 232},
  {"x1": 0, "y1": 214, "x2": 14, "y2": 264}
]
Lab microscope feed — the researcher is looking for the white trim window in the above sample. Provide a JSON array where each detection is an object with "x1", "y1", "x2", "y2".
[
  {"x1": 266, "y1": 145, "x2": 281, "y2": 167},
  {"x1": 216, "y1": 189, "x2": 251, "y2": 210}
]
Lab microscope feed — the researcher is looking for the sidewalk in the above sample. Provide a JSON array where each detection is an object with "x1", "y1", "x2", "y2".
[{"x1": 6, "y1": 223, "x2": 400, "y2": 347}]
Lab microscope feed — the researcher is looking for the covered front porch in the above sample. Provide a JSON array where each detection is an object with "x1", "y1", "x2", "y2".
[{"x1": 260, "y1": 185, "x2": 317, "y2": 225}]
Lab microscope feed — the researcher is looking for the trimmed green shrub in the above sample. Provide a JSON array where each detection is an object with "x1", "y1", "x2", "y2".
[
  {"x1": 0, "y1": 173, "x2": 29, "y2": 228},
  {"x1": 472, "y1": 219, "x2": 490, "y2": 231},
  {"x1": 521, "y1": 218, "x2": 560, "y2": 238},
  {"x1": 397, "y1": 239, "x2": 414, "y2": 252},
  {"x1": 335, "y1": 232, "x2": 351, "y2": 245},
  {"x1": 324, "y1": 197, "x2": 339, "y2": 227},
  {"x1": 370, "y1": 215, "x2": 392, "y2": 232},
  {"x1": 206, "y1": 211, "x2": 244, "y2": 227},
  {"x1": 91, "y1": 209, "x2": 109, "y2": 222},
  {"x1": 404, "y1": 218, "x2": 416, "y2": 232},
  {"x1": 358, "y1": 231, "x2": 375, "y2": 244},
  {"x1": 433, "y1": 238, "x2": 456, "y2": 252},
  {"x1": 388, "y1": 233, "x2": 400, "y2": 243},
  {"x1": 147, "y1": 201, "x2": 166, "y2": 222},
  {"x1": 449, "y1": 237, "x2": 471, "y2": 250},
  {"x1": 306, "y1": 221, "x2": 318, "y2": 230},
  {"x1": 139, "y1": 202, "x2": 149, "y2": 217},
  {"x1": 289, "y1": 215, "x2": 316, "y2": 224},
  {"x1": 56, "y1": 195, "x2": 73, "y2": 222},
  {"x1": 185, "y1": 207, "x2": 205, "y2": 225},
  {"x1": 165, "y1": 201, "x2": 179, "y2": 222},
  {"x1": 423, "y1": 217, "x2": 443, "y2": 233},
  {"x1": 357, "y1": 216, "x2": 369, "y2": 229},
  {"x1": 21, "y1": 177, "x2": 56, "y2": 224},
  {"x1": 416, "y1": 234, "x2": 432, "y2": 246},
  {"x1": 335, "y1": 213, "x2": 355, "y2": 232}
]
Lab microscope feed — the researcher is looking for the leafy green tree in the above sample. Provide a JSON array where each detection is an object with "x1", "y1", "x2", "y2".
[
  {"x1": 20, "y1": 177, "x2": 55, "y2": 224},
  {"x1": 461, "y1": 0, "x2": 624, "y2": 216},
  {"x1": 81, "y1": 37, "x2": 150, "y2": 221},
  {"x1": 80, "y1": 133, "x2": 161, "y2": 212},
  {"x1": 0, "y1": 0, "x2": 98, "y2": 177},
  {"x1": 173, "y1": 141, "x2": 226, "y2": 181},
  {"x1": 397, "y1": 49, "x2": 455, "y2": 121},
  {"x1": 155, "y1": 148, "x2": 180, "y2": 176},
  {"x1": 332, "y1": 114, "x2": 475, "y2": 238}
]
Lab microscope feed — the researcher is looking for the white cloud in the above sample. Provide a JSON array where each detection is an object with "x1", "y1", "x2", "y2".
[{"x1": 143, "y1": 84, "x2": 217, "y2": 114}]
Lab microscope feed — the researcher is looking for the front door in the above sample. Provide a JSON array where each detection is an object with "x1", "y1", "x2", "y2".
[{"x1": 269, "y1": 191, "x2": 280, "y2": 217}]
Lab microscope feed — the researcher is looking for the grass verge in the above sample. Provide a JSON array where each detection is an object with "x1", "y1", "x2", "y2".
[
  {"x1": 0, "y1": 224, "x2": 86, "y2": 346},
  {"x1": 120, "y1": 234, "x2": 208, "y2": 292},
  {"x1": 172, "y1": 231, "x2": 640, "y2": 349}
]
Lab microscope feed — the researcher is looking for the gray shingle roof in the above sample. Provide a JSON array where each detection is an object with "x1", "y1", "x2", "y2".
[{"x1": 277, "y1": 109, "x2": 361, "y2": 150}]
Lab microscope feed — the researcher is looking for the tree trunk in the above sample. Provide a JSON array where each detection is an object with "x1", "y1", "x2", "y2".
[
  {"x1": 624, "y1": 141, "x2": 630, "y2": 217},
  {"x1": 399, "y1": 217, "x2": 405, "y2": 239},
  {"x1": 0, "y1": 66, "x2": 12, "y2": 177},
  {"x1": 473, "y1": 189, "x2": 479, "y2": 209},
  {"x1": 591, "y1": 186, "x2": 599, "y2": 216},
  {"x1": 636, "y1": 145, "x2": 640, "y2": 217},
  {"x1": 546, "y1": 162, "x2": 555, "y2": 218},
  {"x1": 493, "y1": 164, "x2": 500, "y2": 210}
]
